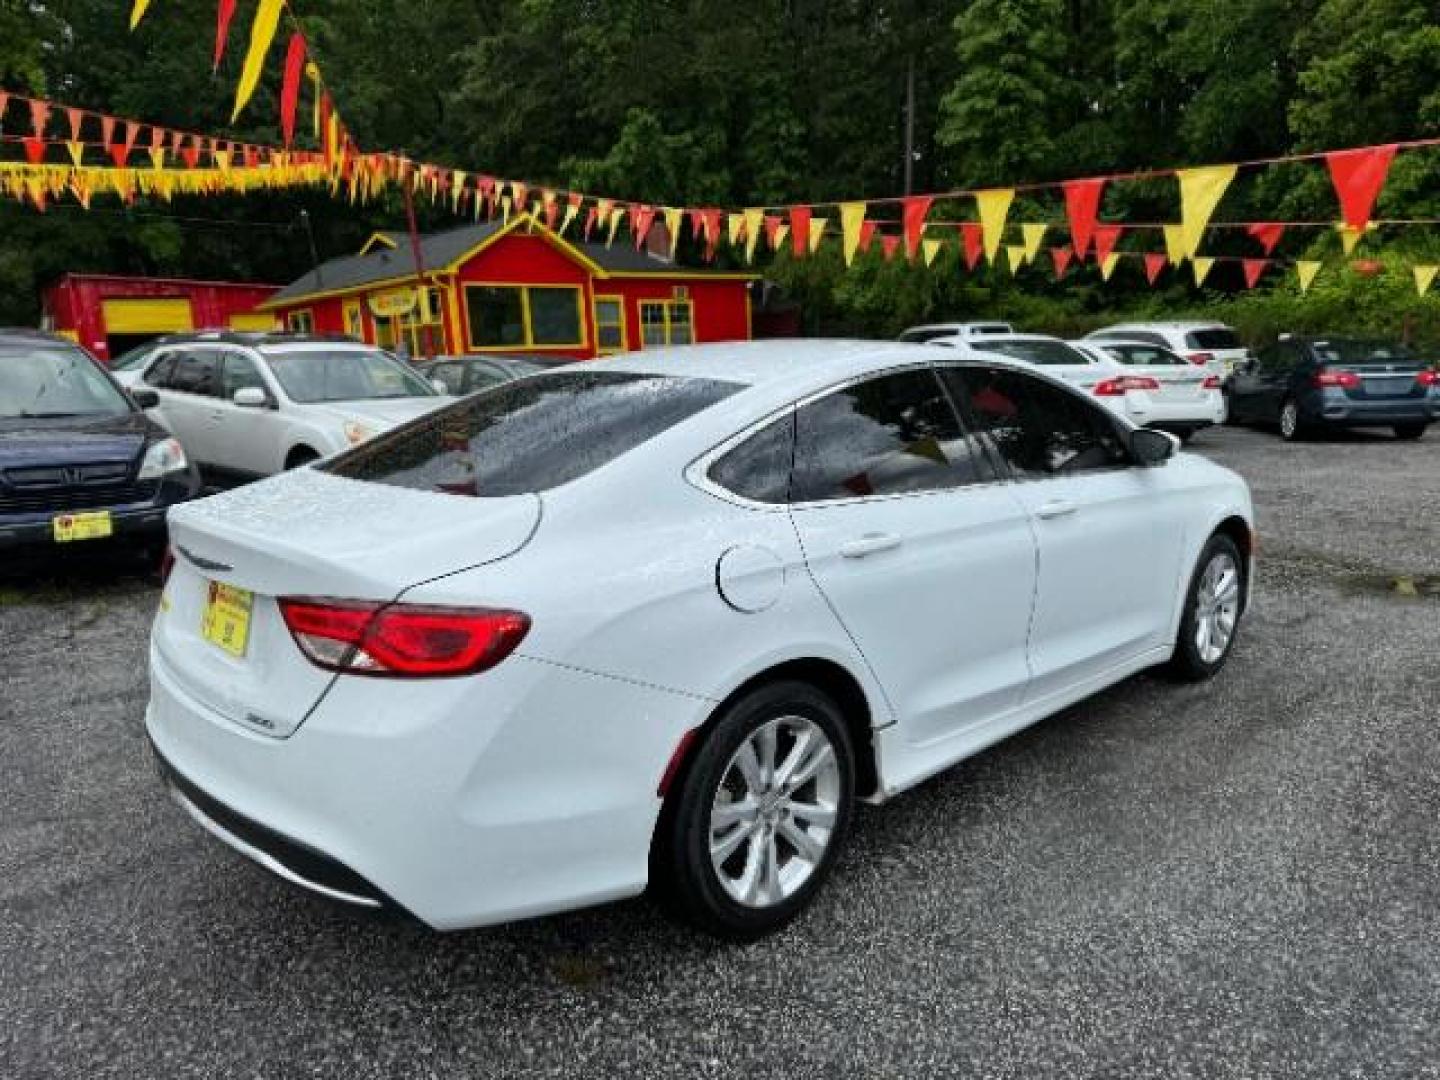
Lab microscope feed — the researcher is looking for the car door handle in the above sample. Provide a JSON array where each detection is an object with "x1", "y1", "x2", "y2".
[
  {"x1": 839, "y1": 533, "x2": 903, "y2": 559},
  {"x1": 1035, "y1": 499, "x2": 1078, "y2": 520}
]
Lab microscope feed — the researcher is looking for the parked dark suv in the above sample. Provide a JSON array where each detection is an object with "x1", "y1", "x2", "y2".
[
  {"x1": 0, "y1": 330, "x2": 201, "y2": 557},
  {"x1": 1226, "y1": 336, "x2": 1440, "y2": 441}
]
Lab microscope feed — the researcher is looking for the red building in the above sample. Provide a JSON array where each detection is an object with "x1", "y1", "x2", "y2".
[
  {"x1": 42, "y1": 274, "x2": 280, "y2": 362},
  {"x1": 259, "y1": 216, "x2": 757, "y2": 358}
]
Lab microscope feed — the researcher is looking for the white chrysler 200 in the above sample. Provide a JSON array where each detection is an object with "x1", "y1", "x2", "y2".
[{"x1": 147, "y1": 341, "x2": 1254, "y2": 938}]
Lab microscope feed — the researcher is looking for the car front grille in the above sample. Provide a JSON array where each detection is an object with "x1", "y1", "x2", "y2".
[{"x1": 0, "y1": 482, "x2": 157, "y2": 516}]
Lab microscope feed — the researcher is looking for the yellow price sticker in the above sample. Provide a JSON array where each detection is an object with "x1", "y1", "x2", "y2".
[
  {"x1": 52, "y1": 511, "x2": 114, "y2": 543},
  {"x1": 201, "y1": 582, "x2": 254, "y2": 658}
]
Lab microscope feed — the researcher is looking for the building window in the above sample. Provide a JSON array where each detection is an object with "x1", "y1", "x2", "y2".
[
  {"x1": 464, "y1": 284, "x2": 585, "y2": 350},
  {"x1": 639, "y1": 300, "x2": 693, "y2": 348},
  {"x1": 343, "y1": 301, "x2": 364, "y2": 342},
  {"x1": 287, "y1": 309, "x2": 315, "y2": 334},
  {"x1": 594, "y1": 296, "x2": 626, "y2": 353}
]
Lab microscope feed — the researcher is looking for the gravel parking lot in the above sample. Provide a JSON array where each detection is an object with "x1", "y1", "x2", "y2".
[{"x1": 3, "y1": 423, "x2": 1438, "y2": 1080}]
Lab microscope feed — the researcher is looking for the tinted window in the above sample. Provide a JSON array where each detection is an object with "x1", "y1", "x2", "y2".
[
  {"x1": 1186, "y1": 328, "x2": 1241, "y2": 350},
  {"x1": 0, "y1": 345, "x2": 131, "y2": 419},
  {"x1": 428, "y1": 363, "x2": 465, "y2": 395},
  {"x1": 1093, "y1": 330, "x2": 1168, "y2": 348},
  {"x1": 1312, "y1": 339, "x2": 1419, "y2": 367},
  {"x1": 222, "y1": 352, "x2": 267, "y2": 399},
  {"x1": 167, "y1": 351, "x2": 222, "y2": 396},
  {"x1": 791, "y1": 369, "x2": 996, "y2": 502},
  {"x1": 325, "y1": 371, "x2": 739, "y2": 497},
  {"x1": 946, "y1": 367, "x2": 1128, "y2": 478},
  {"x1": 1103, "y1": 344, "x2": 1187, "y2": 367},
  {"x1": 980, "y1": 340, "x2": 1091, "y2": 366},
  {"x1": 900, "y1": 329, "x2": 952, "y2": 344},
  {"x1": 708, "y1": 414, "x2": 795, "y2": 504},
  {"x1": 1258, "y1": 344, "x2": 1298, "y2": 373}
]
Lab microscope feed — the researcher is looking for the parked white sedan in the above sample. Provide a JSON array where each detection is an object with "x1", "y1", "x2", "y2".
[
  {"x1": 1072, "y1": 340, "x2": 1226, "y2": 439},
  {"x1": 146, "y1": 340, "x2": 1254, "y2": 938},
  {"x1": 120, "y1": 336, "x2": 447, "y2": 480}
]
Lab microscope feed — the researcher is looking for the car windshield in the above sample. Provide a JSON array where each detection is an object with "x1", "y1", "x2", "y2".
[
  {"x1": 110, "y1": 344, "x2": 159, "y2": 371},
  {"x1": 0, "y1": 345, "x2": 132, "y2": 419},
  {"x1": 324, "y1": 370, "x2": 740, "y2": 497},
  {"x1": 981, "y1": 340, "x2": 1089, "y2": 366},
  {"x1": 1313, "y1": 340, "x2": 1418, "y2": 367},
  {"x1": 1185, "y1": 328, "x2": 1241, "y2": 349},
  {"x1": 262, "y1": 347, "x2": 436, "y2": 403}
]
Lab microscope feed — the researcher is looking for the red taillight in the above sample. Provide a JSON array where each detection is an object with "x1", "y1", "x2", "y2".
[
  {"x1": 159, "y1": 546, "x2": 175, "y2": 586},
  {"x1": 1187, "y1": 351, "x2": 1215, "y2": 367},
  {"x1": 278, "y1": 598, "x2": 530, "y2": 678},
  {"x1": 1418, "y1": 370, "x2": 1438, "y2": 388},
  {"x1": 1202, "y1": 375, "x2": 1222, "y2": 389},
  {"x1": 1093, "y1": 375, "x2": 1163, "y2": 397},
  {"x1": 1313, "y1": 368, "x2": 1361, "y2": 389}
]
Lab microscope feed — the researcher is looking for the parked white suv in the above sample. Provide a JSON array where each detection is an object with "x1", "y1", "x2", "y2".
[
  {"x1": 1085, "y1": 322, "x2": 1251, "y2": 378},
  {"x1": 900, "y1": 321, "x2": 1014, "y2": 344},
  {"x1": 120, "y1": 335, "x2": 447, "y2": 480}
]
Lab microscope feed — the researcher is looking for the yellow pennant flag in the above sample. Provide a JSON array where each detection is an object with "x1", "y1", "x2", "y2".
[
  {"x1": 66, "y1": 142, "x2": 85, "y2": 167},
  {"x1": 1020, "y1": 223, "x2": 1047, "y2": 264},
  {"x1": 1162, "y1": 225, "x2": 1186, "y2": 266},
  {"x1": 1296, "y1": 260, "x2": 1322, "y2": 293},
  {"x1": 307, "y1": 63, "x2": 322, "y2": 136},
  {"x1": 500, "y1": 193, "x2": 512, "y2": 224},
  {"x1": 743, "y1": 208, "x2": 765, "y2": 263},
  {"x1": 560, "y1": 200, "x2": 581, "y2": 236},
  {"x1": 727, "y1": 213, "x2": 745, "y2": 250},
  {"x1": 606, "y1": 206, "x2": 627, "y2": 246},
  {"x1": 1101, "y1": 253, "x2": 1121, "y2": 281},
  {"x1": 148, "y1": 147, "x2": 166, "y2": 171},
  {"x1": 1414, "y1": 265, "x2": 1438, "y2": 297},
  {"x1": 1336, "y1": 223, "x2": 1370, "y2": 255},
  {"x1": 840, "y1": 202, "x2": 867, "y2": 266},
  {"x1": 922, "y1": 239, "x2": 943, "y2": 267},
  {"x1": 773, "y1": 223, "x2": 790, "y2": 251},
  {"x1": 809, "y1": 217, "x2": 829, "y2": 255},
  {"x1": 130, "y1": 0, "x2": 152, "y2": 30},
  {"x1": 232, "y1": 0, "x2": 286, "y2": 122},
  {"x1": 1191, "y1": 256, "x2": 1216, "y2": 287},
  {"x1": 1177, "y1": 165, "x2": 1237, "y2": 259},
  {"x1": 1006, "y1": 245, "x2": 1027, "y2": 274},
  {"x1": 664, "y1": 207, "x2": 684, "y2": 258},
  {"x1": 452, "y1": 171, "x2": 468, "y2": 212},
  {"x1": 975, "y1": 188, "x2": 1015, "y2": 262}
]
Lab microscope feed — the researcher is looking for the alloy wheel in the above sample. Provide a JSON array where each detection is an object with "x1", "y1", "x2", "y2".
[
  {"x1": 1280, "y1": 400, "x2": 1299, "y2": 439},
  {"x1": 1194, "y1": 551, "x2": 1241, "y2": 664},
  {"x1": 708, "y1": 716, "x2": 841, "y2": 909}
]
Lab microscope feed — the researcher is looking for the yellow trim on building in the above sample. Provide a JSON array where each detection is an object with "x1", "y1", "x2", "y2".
[
  {"x1": 460, "y1": 281, "x2": 589, "y2": 353},
  {"x1": 593, "y1": 294, "x2": 627, "y2": 354},
  {"x1": 638, "y1": 298, "x2": 696, "y2": 348}
]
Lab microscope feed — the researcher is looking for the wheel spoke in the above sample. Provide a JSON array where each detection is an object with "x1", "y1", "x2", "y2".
[
  {"x1": 786, "y1": 740, "x2": 835, "y2": 790},
  {"x1": 758, "y1": 833, "x2": 782, "y2": 905},
  {"x1": 735, "y1": 831, "x2": 765, "y2": 903},
  {"x1": 787, "y1": 798, "x2": 836, "y2": 830},
  {"x1": 775, "y1": 728, "x2": 815, "y2": 788},
  {"x1": 732, "y1": 741, "x2": 764, "y2": 795},
  {"x1": 711, "y1": 798, "x2": 754, "y2": 831},
  {"x1": 778, "y1": 818, "x2": 825, "y2": 864},
  {"x1": 710, "y1": 818, "x2": 757, "y2": 863},
  {"x1": 755, "y1": 722, "x2": 778, "y2": 787},
  {"x1": 1215, "y1": 567, "x2": 1240, "y2": 603}
]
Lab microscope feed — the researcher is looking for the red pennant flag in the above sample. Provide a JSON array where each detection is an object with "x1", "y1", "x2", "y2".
[
  {"x1": 0, "y1": 93, "x2": 9, "y2": 125},
  {"x1": 544, "y1": 193, "x2": 560, "y2": 229},
  {"x1": 279, "y1": 32, "x2": 306, "y2": 148},
  {"x1": 688, "y1": 209, "x2": 706, "y2": 240},
  {"x1": 1051, "y1": 246, "x2": 1074, "y2": 279},
  {"x1": 763, "y1": 215, "x2": 783, "y2": 250},
  {"x1": 1063, "y1": 178, "x2": 1106, "y2": 258},
  {"x1": 149, "y1": 125, "x2": 165, "y2": 151},
  {"x1": 1092, "y1": 224, "x2": 1124, "y2": 265},
  {"x1": 28, "y1": 99, "x2": 50, "y2": 137},
  {"x1": 214, "y1": 0, "x2": 239, "y2": 69},
  {"x1": 66, "y1": 108, "x2": 84, "y2": 142},
  {"x1": 696, "y1": 209, "x2": 722, "y2": 259},
  {"x1": 100, "y1": 115, "x2": 116, "y2": 147},
  {"x1": 181, "y1": 138, "x2": 201, "y2": 169},
  {"x1": 1242, "y1": 259, "x2": 1268, "y2": 289},
  {"x1": 1143, "y1": 253, "x2": 1167, "y2": 285},
  {"x1": 858, "y1": 220, "x2": 877, "y2": 254},
  {"x1": 631, "y1": 204, "x2": 657, "y2": 249},
  {"x1": 1246, "y1": 222, "x2": 1285, "y2": 256},
  {"x1": 22, "y1": 136, "x2": 46, "y2": 165},
  {"x1": 957, "y1": 223, "x2": 983, "y2": 270},
  {"x1": 881, "y1": 235, "x2": 902, "y2": 262},
  {"x1": 170, "y1": 129, "x2": 184, "y2": 154},
  {"x1": 511, "y1": 182, "x2": 529, "y2": 213},
  {"x1": 1326, "y1": 145, "x2": 1397, "y2": 232},
  {"x1": 583, "y1": 206, "x2": 598, "y2": 241},
  {"x1": 790, "y1": 206, "x2": 812, "y2": 258},
  {"x1": 901, "y1": 197, "x2": 933, "y2": 261},
  {"x1": 108, "y1": 121, "x2": 137, "y2": 167}
]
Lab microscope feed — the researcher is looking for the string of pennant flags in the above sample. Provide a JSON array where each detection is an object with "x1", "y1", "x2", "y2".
[{"x1": 8, "y1": 1, "x2": 1440, "y2": 298}]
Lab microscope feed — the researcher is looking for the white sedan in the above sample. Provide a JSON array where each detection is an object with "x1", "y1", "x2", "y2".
[
  {"x1": 146, "y1": 340, "x2": 1254, "y2": 938},
  {"x1": 118, "y1": 336, "x2": 448, "y2": 480},
  {"x1": 1072, "y1": 340, "x2": 1227, "y2": 439}
]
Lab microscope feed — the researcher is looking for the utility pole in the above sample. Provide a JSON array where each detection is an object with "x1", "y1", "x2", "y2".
[
  {"x1": 401, "y1": 155, "x2": 437, "y2": 360},
  {"x1": 298, "y1": 209, "x2": 323, "y2": 289},
  {"x1": 903, "y1": 53, "x2": 916, "y2": 195}
]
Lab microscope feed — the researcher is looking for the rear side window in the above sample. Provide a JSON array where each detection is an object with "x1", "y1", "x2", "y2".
[
  {"x1": 325, "y1": 371, "x2": 739, "y2": 497},
  {"x1": 945, "y1": 367, "x2": 1128, "y2": 478},
  {"x1": 1106, "y1": 344, "x2": 1187, "y2": 366},
  {"x1": 1186, "y1": 328, "x2": 1241, "y2": 349},
  {"x1": 167, "y1": 351, "x2": 222, "y2": 396},
  {"x1": 791, "y1": 369, "x2": 996, "y2": 502},
  {"x1": 707, "y1": 414, "x2": 795, "y2": 504},
  {"x1": 980, "y1": 340, "x2": 1089, "y2": 366}
]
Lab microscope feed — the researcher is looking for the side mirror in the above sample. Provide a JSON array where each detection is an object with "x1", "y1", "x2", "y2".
[
  {"x1": 131, "y1": 388, "x2": 160, "y2": 410},
  {"x1": 233, "y1": 387, "x2": 269, "y2": 409},
  {"x1": 430, "y1": 378, "x2": 450, "y2": 395},
  {"x1": 1130, "y1": 427, "x2": 1179, "y2": 466}
]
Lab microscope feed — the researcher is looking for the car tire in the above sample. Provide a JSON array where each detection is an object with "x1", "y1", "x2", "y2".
[
  {"x1": 1394, "y1": 423, "x2": 1427, "y2": 441},
  {"x1": 1221, "y1": 390, "x2": 1240, "y2": 426},
  {"x1": 285, "y1": 446, "x2": 320, "y2": 469},
  {"x1": 1278, "y1": 397, "x2": 1306, "y2": 441},
  {"x1": 652, "y1": 680, "x2": 855, "y2": 940},
  {"x1": 1165, "y1": 533, "x2": 1245, "y2": 683}
]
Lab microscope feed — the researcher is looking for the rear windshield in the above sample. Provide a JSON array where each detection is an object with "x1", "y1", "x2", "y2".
[
  {"x1": 980, "y1": 340, "x2": 1089, "y2": 366},
  {"x1": 1185, "y1": 329, "x2": 1241, "y2": 349},
  {"x1": 324, "y1": 370, "x2": 740, "y2": 497},
  {"x1": 0, "y1": 345, "x2": 131, "y2": 419},
  {"x1": 900, "y1": 329, "x2": 955, "y2": 344},
  {"x1": 1313, "y1": 340, "x2": 1417, "y2": 367},
  {"x1": 1101, "y1": 343, "x2": 1187, "y2": 367}
]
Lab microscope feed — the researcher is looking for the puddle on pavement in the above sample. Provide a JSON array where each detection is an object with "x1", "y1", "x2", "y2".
[{"x1": 1343, "y1": 573, "x2": 1440, "y2": 601}]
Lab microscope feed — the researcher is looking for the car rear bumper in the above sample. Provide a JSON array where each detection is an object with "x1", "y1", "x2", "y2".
[
  {"x1": 1124, "y1": 397, "x2": 1225, "y2": 429},
  {"x1": 0, "y1": 502, "x2": 170, "y2": 551},
  {"x1": 1307, "y1": 395, "x2": 1439, "y2": 426},
  {"x1": 145, "y1": 639, "x2": 708, "y2": 930}
]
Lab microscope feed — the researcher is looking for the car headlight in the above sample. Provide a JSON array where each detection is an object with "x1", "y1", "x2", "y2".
[
  {"x1": 343, "y1": 421, "x2": 376, "y2": 446},
  {"x1": 138, "y1": 437, "x2": 188, "y2": 480}
]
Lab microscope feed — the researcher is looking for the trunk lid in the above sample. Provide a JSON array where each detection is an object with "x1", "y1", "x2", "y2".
[
  {"x1": 155, "y1": 468, "x2": 539, "y2": 738},
  {"x1": 1325, "y1": 360, "x2": 1430, "y2": 402}
]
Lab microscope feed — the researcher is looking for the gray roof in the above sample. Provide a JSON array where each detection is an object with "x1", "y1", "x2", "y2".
[{"x1": 267, "y1": 221, "x2": 738, "y2": 306}]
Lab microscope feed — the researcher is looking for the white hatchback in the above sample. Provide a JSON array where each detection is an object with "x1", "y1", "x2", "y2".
[
  {"x1": 147, "y1": 341, "x2": 1254, "y2": 938},
  {"x1": 118, "y1": 337, "x2": 447, "y2": 480},
  {"x1": 1085, "y1": 322, "x2": 1251, "y2": 378}
]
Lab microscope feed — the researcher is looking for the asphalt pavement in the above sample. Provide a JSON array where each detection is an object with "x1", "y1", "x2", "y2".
[{"x1": 2, "y1": 423, "x2": 1438, "y2": 1079}]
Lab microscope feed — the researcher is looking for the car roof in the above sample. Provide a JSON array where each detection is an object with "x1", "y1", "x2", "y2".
[
  {"x1": 1097, "y1": 321, "x2": 1230, "y2": 331},
  {"x1": 0, "y1": 328, "x2": 84, "y2": 348}
]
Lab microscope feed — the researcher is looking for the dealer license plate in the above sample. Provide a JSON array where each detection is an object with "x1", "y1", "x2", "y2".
[
  {"x1": 201, "y1": 581, "x2": 254, "y2": 658},
  {"x1": 52, "y1": 511, "x2": 113, "y2": 543}
]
